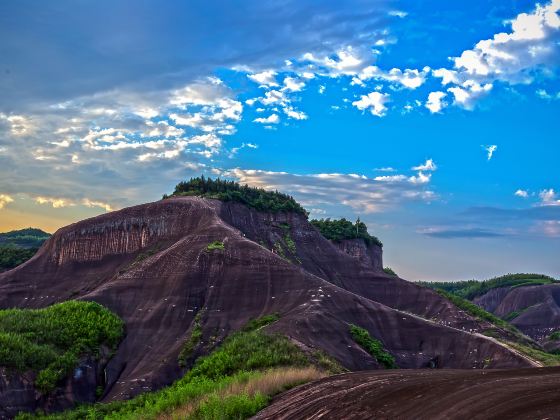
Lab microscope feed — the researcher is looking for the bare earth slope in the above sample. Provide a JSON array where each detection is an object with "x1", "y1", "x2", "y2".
[
  {"x1": 255, "y1": 367, "x2": 560, "y2": 420},
  {"x1": 0, "y1": 197, "x2": 533, "y2": 414},
  {"x1": 474, "y1": 285, "x2": 560, "y2": 344}
]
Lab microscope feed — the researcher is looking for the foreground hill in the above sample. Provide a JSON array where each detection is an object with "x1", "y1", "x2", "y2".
[
  {"x1": 422, "y1": 274, "x2": 560, "y2": 351},
  {"x1": 255, "y1": 367, "x2": 560, "y2": 420},
  {"x1": 0, "y1": 180, "x2": 538, "y2": 416}
]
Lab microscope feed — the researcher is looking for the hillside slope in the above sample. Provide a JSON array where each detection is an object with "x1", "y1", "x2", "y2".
[{"x1": 0, "y1": 197, "x2": 534, "y2": 415}]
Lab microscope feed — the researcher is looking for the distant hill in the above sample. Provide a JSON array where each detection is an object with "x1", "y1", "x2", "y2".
[
  {"x1": 0, "y1": 228, "x2": 51, "y2": 271},
  {"x1": 419, "y1": 273, "x2": 558, "y2": 300}
]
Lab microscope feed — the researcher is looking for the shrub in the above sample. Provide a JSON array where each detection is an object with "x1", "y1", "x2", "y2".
[
  {"x1": 178, "y1": 311, "x2": 204, "y2": 368},
  {"x1": 383, "y1": 267, "x2": 397, "y2": 276},
  {"x1": 206, "y1": 241, "x2": 225, "y2": 251},
  {"x1": 0, "y1": 301, "x2": 123, "y2": 394},
  {"x1": 550, "y1": 331, "x2": 560, "y2": 340},
  {"x1": 0, "y1": 246, "x2": 39, "y2": 271},
  {"x1": 30, "y1": 328, "x2": 316, "y2": 419},
  {"x1": 165, "y1": 176, "x2": 308, "y2": 216},
  {"x1": 311, "y1": 218, "x2": 382, "y2": 247},
  {"x1": 242, "y1": 313, "x2": 280, "y2": 332},
  {"x1": 349, "y1": 324, "x2": 397, "y2": 369}
]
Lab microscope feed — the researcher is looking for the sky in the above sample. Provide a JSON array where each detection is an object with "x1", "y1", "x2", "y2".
[{"x1": 0, "y1": 0, "x2": 559, "y2": 281}]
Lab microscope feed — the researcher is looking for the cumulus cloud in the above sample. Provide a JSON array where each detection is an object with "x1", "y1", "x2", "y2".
[
  {"x1": 483, "y1": 145, "x2": 497, "y2": 160},
  {"x1": 425, "y1": 91, "x2": 447, "y2": 113},
  {"x1": 515, "y1": 189, "x2": 529, "y2": 198},
  {"x1": 352, "y1": 92, "x2": 390, "y2": 116},
  {"x1": 433, "y1": 0, "x2": 560, "y2": 109},
  {"x1": 35, "y1": 196, "x2": 114, "y2": 211},
  {"x1": 223, "y1": 167, "x2": 437, "y2": 214},
  {"x1": 412, "y1": 159, "x2": 437, "y2": 171},
  {"x1": 248, "y1": 70, "x2": 279, "y2": 87},
  {"x1": 283, "y1": 106, "x2": 308, "y2": 120},
  {"x1": 0, "y1": 194, "x2": 14, "y2": 209},
  {"x1": 352, "y1": 66, "x2": 431, "y2": 89},
  {"x1": 253, "y1": 114, "x2": 280, "y2": 124}
]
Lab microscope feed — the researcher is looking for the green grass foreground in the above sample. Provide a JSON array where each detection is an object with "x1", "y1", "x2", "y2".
[
  {"x1": 0, "y1": 301, "x2": 123, "y2": 393},
  {"x1": 21, "y1": 316, "x2": 335, "y2": 419}
]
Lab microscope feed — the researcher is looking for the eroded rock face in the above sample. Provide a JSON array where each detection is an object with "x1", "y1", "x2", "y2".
[
  {"x1": 333, "y1": 239, "x2": 382, "y2": 271},
  {"x1": 0, "y1": 197, "x2": 534, "y2": 415}
]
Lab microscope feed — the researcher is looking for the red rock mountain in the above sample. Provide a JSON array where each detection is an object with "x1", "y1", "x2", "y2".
[{"x1": 0, "y1": 197, "x2": 535, "y2": 411}]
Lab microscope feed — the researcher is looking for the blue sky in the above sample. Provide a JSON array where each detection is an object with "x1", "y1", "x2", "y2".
[{"x1": 0, "y1": 0, "x2": 559, "y2": 280}]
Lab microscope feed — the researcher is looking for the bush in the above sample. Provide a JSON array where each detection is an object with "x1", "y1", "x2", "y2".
[
  {"x1": 206, "y1": 241, "x2": 225, "y2": 251},
  {"x1": 383, "y1": 267, "x2": 397, "y2": 276},
  {"x1": 550, "y1": 331, "x2": 560, "y2": 340},
  {"x1": 0, "y1": 301, "x2": 123, "y2": 393},
  {"x1": 311, "y1": 218, "x2": 382, "y2": 247},
  {"x1": 349, "y1": 324, "x2": 397, "y2": 369},
  {"x1": 165, "y1": 176, "x2": 308, "y2": 216},
  {"x1": 178, "y1": 311, "x2": 204, "y2": 368},
  {"x1": 31, "y1": 327, "x2": 316, "y2": 419},
  {"x1": 0, "y1": 246, "x2": 38, "y2": 271}
]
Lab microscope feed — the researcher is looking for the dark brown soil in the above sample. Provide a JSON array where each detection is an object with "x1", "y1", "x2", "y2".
[{"x1": 255, "y1": 367, "x2": 560, "y2": 420}]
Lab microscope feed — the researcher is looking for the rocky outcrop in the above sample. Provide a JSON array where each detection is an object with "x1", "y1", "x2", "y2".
[
  {"x1": 0, "y1": 355, "x2": 107, "y2": 419},
  {"x1": 333, "y1": 239, "x2": 382, "y2": 271},
  {"x1": 0, "y1": 197, "x2": 534, "y2": 416}
]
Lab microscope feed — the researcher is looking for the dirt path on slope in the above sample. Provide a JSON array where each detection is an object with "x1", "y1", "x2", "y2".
[{"x1": 254, "y1": 368, "x2": 560, "y2": 420}]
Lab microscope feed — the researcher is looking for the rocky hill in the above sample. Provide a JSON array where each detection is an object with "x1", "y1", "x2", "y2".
[{"x1": 0, "y1": 184, "x2": 539, "y2": 416}]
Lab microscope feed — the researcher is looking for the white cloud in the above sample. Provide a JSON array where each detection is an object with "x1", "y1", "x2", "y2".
[
  {"x1": 35, "y1": 196, "x2": 75, "y2": 208},
  {"x1": 0, "y1": 194, "x2": 14, "y2": 209},
  {"x1": 412, "y1": 159, "x2": 437, "y2": 171},
  {"x1": 318, "y1": 85, "x2": 326, "y2": 94},
  {"x1": 425, "y1": 91, "x2": 447, "y2": 113},
  {"x1": 0, "y1": 114, "x2": 33, "y2": 136},
  {"x1": 353, "y1": 66, "x2": 430, "y2": 89},
  {"x1": 375, "y1": 167, "x2": 396, "y2": 172},
  {"x1": 248, "y1": 70, "x2": 279, "y2": 87},
  {"x1": 539, "y1": 188, "x2": 560, "y2": 205},
  {"x1": 283, "y1": 106, "x2": 308, "y2": 120},
  {"x1": 388, "y1": 10, "x2": 408, "y2": 18},
  {"x1": 223, "y1": 168, "x2": 437, "y2": 214},
  {"x1": 514, "y1": 189, "x2": 529, "y2": 198},
  {"x1": 282, "y1": 77, "x2": 305, "y2": 92},
  {"x1": 253, "y1": 114, "x2": 280, "y2": 124},
  {"x1": 536, "y1": 88, "x2": 560, "y2": 100},
  {"x1": 352, "y1": 92, "x2": 390, "y2": 117},
  {"x1": 483, "y1": 145, "x2": 497, "y2": 160},
  {"x1": 433, "y1": 0, "x2": 560, "y2": 109}
]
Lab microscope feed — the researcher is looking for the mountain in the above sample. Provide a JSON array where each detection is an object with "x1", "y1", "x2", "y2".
[
  {"x1": 0, "y1": 181, "x2": 541, "y2": 416},
  {"x1": 421, "y1": 274, "x2": 560, "y2": 352}
]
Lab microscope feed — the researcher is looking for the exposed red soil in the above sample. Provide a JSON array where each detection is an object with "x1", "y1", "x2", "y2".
[{"x1": 255, "y1": 367, "x2": 560, "y2": 420}]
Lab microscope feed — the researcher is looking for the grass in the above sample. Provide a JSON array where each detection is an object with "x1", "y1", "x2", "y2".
[
  {"x1": 549, "y1": 331, "x2": 560, "y2": 340},
  {"x1": 178, "y1": 311, "x2": 204, "y2": 368},
  {"x1": 22, "y1": 314, "x2": 330, "y2": 419},
  {"x1": 163, "y1": 367, "x2": 324, "y2": 419},
  {"x1": 206, "y1": 241, "x2": 225, "y2": 251},
  {"x1": 506, "y1": 341, "x2": 560, "y2": 366},
  {"x1": 0, "y1": 301, "x2": 123, "y2": 394},
  {"x1": 434, "y1": 289, "x2": 520, "y2": 334},
  {"x1": 349, "y1": 324, "x2": 397, "y2": 369}
]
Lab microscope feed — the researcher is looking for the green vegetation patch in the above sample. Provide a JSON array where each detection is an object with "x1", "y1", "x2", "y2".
[
  {"x1": 0, "y1": 228, "x2": 51, "y2": 249},
  {"x1": 206, "y1": 240, "x2": 225, "y2": 251},
  {"x1": 178, "y1": 311, "x2": 204, "y2": 368},
  {"x1": 383, "y1": 267, "x2": 397, "y2": 276},
  {"x1": 0, "y1": 301, "x2": 123, "y2": 393},
  {"x1": 349, "y1": 324, "x2": 397, "y2": 369},
  {"x1": 549, "y1": 331, "x2": 560, "y2": 340},
  {"x1": 29, "y1": 325, "x2": 314, "y2": 419},
  {"x1": 165, "y1": 176, "x2": 308, "y2": 216},
  {"x1": 242, "y1": 313, "x2": 280, "y2": 332},
  {"x1": 506, "y1": 341, "x2": 560, "y2": 366},
  {"x1": 311, "y1": 218, "x2": 382, "y2": 247},
  {"x1": 420, "y1": 273, "x2": 558, "y2": 300},
  {"x1": 0, "y1": 246, "x2": 38, "y2": 271}
]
